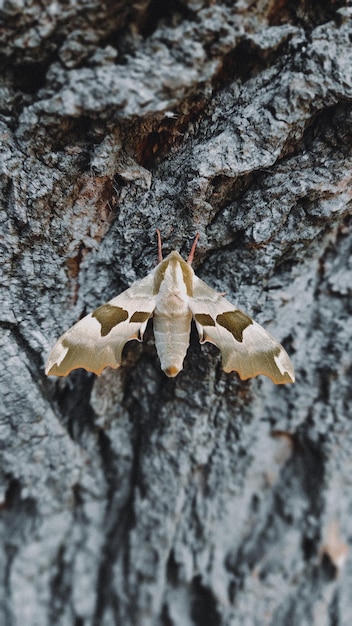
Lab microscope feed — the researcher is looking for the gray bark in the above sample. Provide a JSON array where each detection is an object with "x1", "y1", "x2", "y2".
[{"x1": 1, "y1": 1, "x2": 352, "y2": 625}]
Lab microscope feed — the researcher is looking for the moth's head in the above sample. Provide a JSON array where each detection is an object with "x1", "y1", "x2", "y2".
[{"x1": 162, "y1": 250, "x2": 184, "y2": 263}]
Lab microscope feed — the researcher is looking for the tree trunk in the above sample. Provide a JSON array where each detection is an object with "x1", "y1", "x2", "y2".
[{"x1": 1, "y1": 1, "x2": 351, "y2": 625}]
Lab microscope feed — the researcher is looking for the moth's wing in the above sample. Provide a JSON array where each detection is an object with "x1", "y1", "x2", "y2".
[
  {"x1": 189, "y1": 276, "x2": 295, "y2": 384},
  {"x1": 46, "y1": 273, "x2": 156, "y2": 376}
]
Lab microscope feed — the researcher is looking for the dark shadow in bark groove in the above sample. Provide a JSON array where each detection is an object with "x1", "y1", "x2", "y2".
[
  {"x1": 267, "y1": 0, "x2": 345, "y2": 28},
  {"x1": 140, "y1": 0, "x2": 197, "y2": 39},
  {"x1": 54, "y1": 372, "x2": 96, "y2": 439},
  {"x1": 48, "y1": 543, "x2": 72, "y2": 625},
  {"x1": 11, "y1": 60, "x2": 52, "y2": 95},
  {"x1": 190, "y1": 575, "x2": 221, "y2": 626},
  {"x1": 162, "y1": 551, "x2": 222, "y2": 626}
]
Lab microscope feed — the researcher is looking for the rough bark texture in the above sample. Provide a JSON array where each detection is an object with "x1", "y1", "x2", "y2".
[{"x1": 1, "y1": 1, "x2": 352, "y2": 625}]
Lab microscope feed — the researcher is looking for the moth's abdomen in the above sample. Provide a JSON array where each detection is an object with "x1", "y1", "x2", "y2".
[{"x1": 153, "y1": 311, "x2": 192, "y2": 377}]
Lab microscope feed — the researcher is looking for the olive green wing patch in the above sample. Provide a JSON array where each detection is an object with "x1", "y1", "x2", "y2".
[
  {"x1": 189, "y1": 276, "x2": 294, "y2": 384},
  {"x1": 216, "y1": 310, "x2": 253, "y2": 342},
  {"x1": 92, "y1": 304, "x2": 129, "y2": 336},
  {"x1": 46, "y1": 273, "x2": 156, "y2": 376},
  {"x1": 194, "y1": 313, "x2": 215, "y2": 327}
]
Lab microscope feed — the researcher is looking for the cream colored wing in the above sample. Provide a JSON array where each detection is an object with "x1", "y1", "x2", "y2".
[
  {"x1": 46, "y1": 273, "x2": 156, "y2": 376},
  {"x1": 189, "y1": 276, "x2": 295, "y2": 384}
]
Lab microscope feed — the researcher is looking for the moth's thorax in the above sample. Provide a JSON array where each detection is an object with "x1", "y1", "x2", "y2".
[{"x1": 154, "y1": 251, "x2": 194, "y2": 316}]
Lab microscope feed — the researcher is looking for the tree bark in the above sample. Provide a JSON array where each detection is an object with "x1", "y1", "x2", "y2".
[{"x1": 1, "y1": 1, "x2": 351, "y2": 625}]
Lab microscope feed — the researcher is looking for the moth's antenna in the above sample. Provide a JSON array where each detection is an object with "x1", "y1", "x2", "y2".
[
  {"x1": 156, "y1": 229, "x2": 163, "y2": 263},
  {"x1": 187, "y1": 233, "x2": 200, "y2": 265}
]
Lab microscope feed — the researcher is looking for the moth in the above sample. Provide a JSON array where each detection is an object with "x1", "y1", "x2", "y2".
[{"x1": 46, "y1": 231, "x2": 295, "y2": 384}]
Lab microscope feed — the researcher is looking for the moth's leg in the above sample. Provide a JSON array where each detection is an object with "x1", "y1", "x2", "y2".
[
  {"x1": 156, "y1": 228, "x2": 163, "y2": 263},
  {"x1": 187, "y1": 232, "x2": 200, "y2": 265}
]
